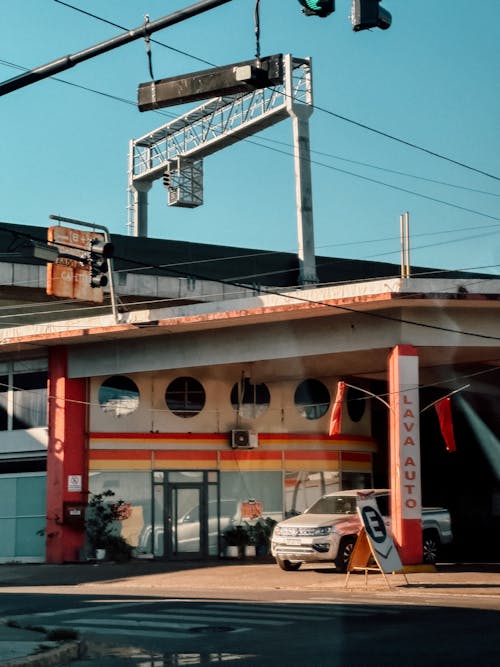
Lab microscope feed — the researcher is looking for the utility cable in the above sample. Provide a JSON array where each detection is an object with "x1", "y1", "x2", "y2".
[{"x1": 51, "y1": 0, "x2": 500, "y2": 183}]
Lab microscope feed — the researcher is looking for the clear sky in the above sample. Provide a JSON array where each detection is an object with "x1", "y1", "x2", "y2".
[{"x1": 1, "y1": 0, "x2": 499, "y2": 277}]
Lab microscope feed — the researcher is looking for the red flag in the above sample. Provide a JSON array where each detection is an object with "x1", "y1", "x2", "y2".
[
  {"x1": 435, "y1": 396, "x2": 456, "y2": 453},
  {"x1": 329, "y1": 381, "x2": 346, "y2": 437}
]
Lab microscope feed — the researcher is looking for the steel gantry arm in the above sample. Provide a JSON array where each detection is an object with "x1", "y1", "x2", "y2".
[{"x1": 128, "y1": 55, "x2": 318, "y2": 284}]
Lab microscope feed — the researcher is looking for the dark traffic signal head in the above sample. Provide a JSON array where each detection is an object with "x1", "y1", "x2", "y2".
[
  {"x1": 298, "y1": 0, "x2": 335, "y2": 18},
  {"x1": 89, "y1": 237, "x2": 114, "y2": 288},
  {"x1": 351, "y1": 0, "x2": 391, "y2": 31}
]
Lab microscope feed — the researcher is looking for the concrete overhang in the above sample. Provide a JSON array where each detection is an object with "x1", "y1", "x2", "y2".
[{"x1": 1, "y1": 278, "x2": 500, "y2": 369}]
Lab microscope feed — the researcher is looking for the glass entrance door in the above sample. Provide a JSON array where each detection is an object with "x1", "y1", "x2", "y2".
[{"x1": 168, "y1": 483, "x2": 205, "y2": 558}]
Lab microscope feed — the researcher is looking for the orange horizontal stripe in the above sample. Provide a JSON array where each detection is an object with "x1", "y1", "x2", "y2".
[
  {"x1": 89, "y1": 450, "x2": 151, "y2": 461},
  {"x1": 154, "y1": 451, "x2": 217, "y2": 461},
  {"x1": 89, "y1": 460, "x2": 151, "y2": 471},
  {"x1": 91, "y1": 432, "x2": 227, "y2": 441},
  {"x1": 285, "y1": 451, "x2": 339, "y2": 461},
  {"x1": 220, "y1": 451, "x2": 281, "y2": 461}
]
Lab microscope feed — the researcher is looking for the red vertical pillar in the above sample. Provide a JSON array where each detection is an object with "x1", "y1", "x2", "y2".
[
  {"x1": 388, "y1": 344, "x2": 423, "y2": 564},
  {"x1": 46, "y1": 347, "x2": 87, "y2": 563}
]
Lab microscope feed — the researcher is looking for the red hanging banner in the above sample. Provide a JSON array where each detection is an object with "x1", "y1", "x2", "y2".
[
  {"x1": 435, "y1": 396, "x2": 457, "y2": 453},
  {"x1": 329, "y1": 381, "x2": 346, "y2": 437}
]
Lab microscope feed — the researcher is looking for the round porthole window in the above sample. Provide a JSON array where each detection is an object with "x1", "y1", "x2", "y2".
[
  {"x1": 346, "y1": 386, "x2": 366, "y2": 423},
  {"x1": 165, "y1": 376, "x2": 206, "y2": 418},
  {"x1": 98, "y1": 375, "x2": 140, "y2": 417},
  {"x1": 294, "y1": 379, "x2": 330, "y2": 420}
]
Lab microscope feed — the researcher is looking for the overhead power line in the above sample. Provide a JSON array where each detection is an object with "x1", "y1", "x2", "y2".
[{"x1": 51, "y1": 0, "x2": 500, "y2": 183}]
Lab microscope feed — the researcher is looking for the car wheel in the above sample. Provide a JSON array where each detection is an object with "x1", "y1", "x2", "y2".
[
  {"x1": 276, "y1": 557, "x2": 301, "y2": 571},
  {"x1": 422, "y1": 530, "x2": 440, "y2": 564},
  {"x1": 334, "y1": 536, "x2": 356, "y2": 572}
]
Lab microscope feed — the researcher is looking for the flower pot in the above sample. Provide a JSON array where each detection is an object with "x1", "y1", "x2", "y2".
[
  {"x1": 95, "y1": 548, "x2": 106, "y2": 560},
  {"x1": 244, "y1": 545, "x2": 256, "y2": 557},
  {"x1": 225, "y1": 545, "x2": 240, "y2": 558}
]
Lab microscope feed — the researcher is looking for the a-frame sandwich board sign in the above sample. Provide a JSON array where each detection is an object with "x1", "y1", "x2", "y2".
[{"x1": 345, "y1": 493, "x2": 408, "y2": 588}]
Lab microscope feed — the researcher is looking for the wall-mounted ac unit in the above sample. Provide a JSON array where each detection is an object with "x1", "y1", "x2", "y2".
[{"x1": 231, "y1": 429, "x2": 258, "y2": 449}]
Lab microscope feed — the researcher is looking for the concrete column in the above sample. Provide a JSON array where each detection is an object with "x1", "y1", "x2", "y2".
[
  {"x1": 290, "y1": 109, "x2": 318, "y2": 285},
  {"x1": 46, "y1": 347, "x2": 87, "y2": 563},
  {"x1": 388, "y1": 344, "x2": 423, "y2": 564},
  {"x1": 132, "y1": 181, "x2": 153, "y2": 237}
]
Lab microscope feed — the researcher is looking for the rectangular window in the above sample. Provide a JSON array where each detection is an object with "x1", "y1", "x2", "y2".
[{"x1": 0, "y1": 361, "x2": 47, "y2": 431}]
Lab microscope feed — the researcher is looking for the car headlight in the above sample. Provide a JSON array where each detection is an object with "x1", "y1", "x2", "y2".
[{"x1": 312, "y1": 526, "x2": 332, "y2": 537}]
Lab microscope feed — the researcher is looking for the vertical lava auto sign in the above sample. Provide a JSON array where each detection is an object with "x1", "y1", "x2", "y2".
[{"x1": 356, "y1": 493, "x2": 403, "y2": 573}]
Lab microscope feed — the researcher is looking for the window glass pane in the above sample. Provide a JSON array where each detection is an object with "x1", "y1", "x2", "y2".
[
  {"x1": 168, "y1": 471, "x2": 203, "y2": 483},
  {"x1": 220, "y1": 472, "x2": 282, "y2": 524},
  {"x1": 88, "y1": 471, "x2": 152, "y2": 554},
  {"x1": 284, "y1": 471, "x2": 340, "y2": 517},
  {"x1": 346, "y1": 386, "x2": 366, "y2": 422},
  {"x1": 208, "y1": 484, "x2": 219, "y2": 556},
  {"x1": 165, "y1": 377, "x2": 205, "y2": 418},
  {"x1": 12, "y1": 371, "x2": 47, "y2": 429},
  {"x1": 0, "y1": 375, "x2": 8, "y2": 431},
  {"x1": 294, "y1": 379, "x2": 330, "y2": 420},
  {"x1": 341, "y1": 471, "x2": 373, "y2": 490},
  {"x1": 98, "y1": 376, "x2": 139, "y2": 417},
  {"x1": 230, "y1": 378, "x2": 270, "y2": 419}
]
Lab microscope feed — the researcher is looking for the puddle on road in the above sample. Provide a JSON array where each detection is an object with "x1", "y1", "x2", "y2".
[{"x1": 86, "y1": 642, "x2": 256, "y2": 665}]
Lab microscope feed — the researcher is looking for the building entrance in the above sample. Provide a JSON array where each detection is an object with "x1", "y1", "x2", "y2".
[{"x1": 153, "y1": 470, "x2": 220, "y2": 560}]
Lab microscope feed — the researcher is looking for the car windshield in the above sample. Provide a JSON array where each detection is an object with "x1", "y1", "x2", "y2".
[{"x1": 305, "y1": 495, "x2": 357, "y2": 515}]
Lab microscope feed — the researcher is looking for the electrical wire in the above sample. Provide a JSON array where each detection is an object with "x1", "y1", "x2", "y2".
[
  {"x1": 51, "y1": 0, "x2": 500, "y2": 182},
  {"x1": 1, "y1": 55, "x2": 498, "y2": 227}
]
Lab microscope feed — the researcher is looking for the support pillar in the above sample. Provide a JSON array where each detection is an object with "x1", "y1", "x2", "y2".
[
  {"x1": 131, "y1": 181, "x2": 152, "y2": 237},
  {"x1": 388, "y1": 344, "x2": 423, "y2": 564},
  {"x1": 46, "y1": 347, "x2": 87, "y2": 563}
]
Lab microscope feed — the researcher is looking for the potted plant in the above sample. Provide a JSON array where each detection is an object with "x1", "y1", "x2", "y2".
[
  {"x1": 85, "y1": 489, "x2": 133, "y2": 561},
  {"x1": 252, "y1": 517, "x2": 277, "y2": 556},
  {"x1": 221, "y1": 524, "x2": 248, "y2": 558}
]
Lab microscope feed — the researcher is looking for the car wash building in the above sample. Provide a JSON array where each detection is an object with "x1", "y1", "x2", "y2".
[{"x1": 1, "y1": 223, "x2": 500, "y2": 564}]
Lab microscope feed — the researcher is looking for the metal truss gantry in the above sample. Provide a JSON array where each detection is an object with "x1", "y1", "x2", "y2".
[{"x1": 128, "y1": 54, "x2": 317, "y2": 283}]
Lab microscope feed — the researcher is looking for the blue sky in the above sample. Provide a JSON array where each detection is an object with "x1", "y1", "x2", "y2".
[{"x1": 1, "y1": 0, "x2": 499, "y2": 276}]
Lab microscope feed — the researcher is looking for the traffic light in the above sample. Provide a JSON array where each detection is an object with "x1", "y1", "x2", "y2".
[
  {"x1": 89, "y1": 237, "x2": 114, "y2": 288},
  {"x1": 298, "y1": 0, "x2": 335, "y2": 18},
  {"x1": 351, "y1": 0, "x2": 391, "y2": 31}
]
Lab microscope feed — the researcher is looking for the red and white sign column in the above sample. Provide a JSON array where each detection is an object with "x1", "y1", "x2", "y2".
[{"x1": 388, "y1": 344, "x2": 423, "y2": 564}]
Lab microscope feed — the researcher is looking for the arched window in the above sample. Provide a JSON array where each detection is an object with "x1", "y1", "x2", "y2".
[
  {"x1": 230, "y1": 377, "x2": 270, "y2": 418},
  {"x1": 346, "y1": 386, "x2": 366, "y2": 423},
  {"x1": 165, "y1": 377, "x2": 206, "y2": 418},
  {"x1": 294, "y1": 379, "x2": 330, "y2": 420},
  {"x1": 98, "y1": 375, "x2": 139, "y2": 417}
]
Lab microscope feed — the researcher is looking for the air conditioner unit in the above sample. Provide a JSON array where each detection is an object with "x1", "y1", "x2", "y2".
[{"x1": 231, "y1": 429, "x2": 258, "y2": 449}]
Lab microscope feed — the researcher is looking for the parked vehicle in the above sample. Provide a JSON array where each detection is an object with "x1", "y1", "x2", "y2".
[{"x1": 271, "y1": 489, "x2": 453, "y2": 572}]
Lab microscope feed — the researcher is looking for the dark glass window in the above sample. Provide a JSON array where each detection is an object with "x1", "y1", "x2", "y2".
[
  {"x1": 12, "y1": 371, "x2": 47, "y2": 430},
  {"x1": 165, "y1": 377, "x2": 205, "y2": 418},
  {"x1": 99, "y1": 375, "x2": 140, "y2": 417},
  {"x1": 230, "y1": 378, "x2": 270, "y2": 418},
  {"x1": 0, "y1": 375, "x2": 8, "y2": 431},
  {"x1": 346, "y1": 386, "x2": 366, "y2": 423},
  {"x1": 294, "y1": 379, "x2": 330, "y2": 420}
]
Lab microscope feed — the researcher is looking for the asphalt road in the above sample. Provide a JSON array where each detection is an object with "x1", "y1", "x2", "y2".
[
  {"x1": 2, "y1": 561, "x2": 500, "y2": 665},
  {"x1": 3, "y1": 592, "x2": 500, "y2": 666}
]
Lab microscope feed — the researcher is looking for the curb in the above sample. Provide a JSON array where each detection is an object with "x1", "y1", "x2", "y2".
[{"x1": 1, "y1": 639, "x2": 86, "y2": 667}]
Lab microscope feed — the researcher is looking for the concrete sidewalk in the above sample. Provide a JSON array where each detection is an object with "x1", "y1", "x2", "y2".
[{"x1": 1, "y1": 559, "x2": 500, "y2": 666}]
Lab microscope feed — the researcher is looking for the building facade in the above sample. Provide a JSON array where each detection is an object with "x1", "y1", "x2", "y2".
[{"x1": 1, "y1": 223, "x2": 500, "y2": 563}]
